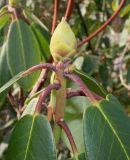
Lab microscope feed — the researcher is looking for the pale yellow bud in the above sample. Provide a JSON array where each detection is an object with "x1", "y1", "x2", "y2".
[{"x1": 50, "y1": 17, "x2": 77, "y2": 62}]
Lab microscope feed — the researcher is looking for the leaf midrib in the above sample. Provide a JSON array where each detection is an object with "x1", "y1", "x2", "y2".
[
  {"x1": 98, "y1": 106, "x2": 129, "y2": 160},
  {"x1": 24, "y1": 115, "x2": 36, "y2": 160}
]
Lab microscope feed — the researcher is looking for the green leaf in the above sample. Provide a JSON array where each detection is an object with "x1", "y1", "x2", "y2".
[
  {"x1": 120, "y1": 4, "x2": 130, "y2": 17},
  {"x1": 0, "y1": 43, "x2": 11, "y2": 107},
  {"x1": 23, "y1": 11, "x2": 49, "y2": 31},
  {"x1": 112, "y1": 0, "x2": 119, "y2": 11},
  {"x1": 0, "y1": 14, "x2": 10, "y2": 30},
  {"x1": 0, "y1": 72, "x2": 22, "y2": 94},
  {"x1": 31, "y1": 23, "x2": 51, "y2": 61},
  {"x1": 119, "y1": 16, "x2": 130, "y2": 47},
  {"x1": 62, "y1": 80, "x2": 90, "y2": 154},
  {"x1": 21, "y1": 98, "x2": 38, "y2": 117},
  {"x1": 7, "y1": 20, "x2": 41, "y2": 91},
  {"x1": 82, "y1": 55, "x2": 100, "y2": 75},
  {"x1": 0, "y1": 5, "x2": 8, "y2": 15},
  {"x1": 83, "y1": 94, "x2": 130, "y2": 160},
  {"x1": 7, "y1": 114, "x2": 57, "y2": 160},
  {"x1": 68, "y1": 153, "x2": 87, "y2": 160},
  {"x1": 78, "y1": 153, "x2": 87, "y2": 160},
  {"x1": 75, "y1": 69, "x2": 106, "y2": 97}
]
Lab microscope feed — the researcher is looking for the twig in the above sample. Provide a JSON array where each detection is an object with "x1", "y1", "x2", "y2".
[
  {"x1": 21, "y1": 63, "x2": 56, "y2": 77},
  {"x1": 77, "y1": 0, "x2": 126, "y2": 48},
  {"x1": 29, "y1": 57, "x2": 54, "y2": 97},
  {"x1": 64, "y1": 73, "x2": 97, "y2": 103},
  {"x1": 29, "y1": 69, "x2": 48, "y2": 97},
  {"x1": 35, "y1": 83, "x2": 61, "y2": 113},
  {"x1": 47, "y1": 105, "x2": 53, "y2": 122},
  {"x1": 67, "y1": 90, "x2": 103, "y2": 101},
  {"x1": 51, "y1": 0, "x2": 59, "y2": 33},
  {"x1": 18, "y1": 88, "x2": 24, "y2": 108},
  {"x1": 7, "y1": 91, "x2": 17, "y2": 110},
  {"x1": 57, "y1": 119, "x2": 78, "y2": 155},
  {"x1": 119, "y1": 44, "x2": 130, "y2": 91},
  {"x1": 7, "y1": 91, "x2": 20, "y2": 117},
  {"x1": 65, "y1": 0, "x2": 74, "y2": 21}
]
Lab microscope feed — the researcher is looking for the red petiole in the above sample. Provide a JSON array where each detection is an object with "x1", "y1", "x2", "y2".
[{"x1": 77, "y1": 0, "x2": 126, "y2": 47}]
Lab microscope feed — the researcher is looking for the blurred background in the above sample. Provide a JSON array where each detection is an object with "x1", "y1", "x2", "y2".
[{"x1": 0, "y1": 0, "x2": 130, "y2": 159}]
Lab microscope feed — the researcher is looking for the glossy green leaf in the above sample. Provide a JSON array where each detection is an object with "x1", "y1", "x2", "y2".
[
  {"x1": 120, "y1": 4, "x2": 130, "y2": 17},
  {"x1": 0, "y1": 14, "x2": 10, "y2": 30},
  {"x1": 21, "y1": 98, "x2": 38, "y2": 117},
  {"x1": 0, "y1": 5, "x2": 8, "y2": 16},
  {"x1": 7, "y1": 20, "x2": 41, "y2": 91},
  {"x1": 31, "y1": 23, "x2": 51, "y2": 61},
  {"x1": 83, "y1": 94, "x2": 130, "y2": 160},
  {"x1": 23, "y1": 11, "x2": 49, "y2": 31},
  {"x1": 7, "y1": 114, "x2": 57, "y2": 160},
  {"x1": 68, "y1": 153, "x2": 86, "y2": 160},
  {"x1": 75, "y1": 69, "x2": 106, "y2": 97},
  {"x1": 0, "y1": 43, "x2": 11, "y2": 107},
  {"x1": 112, "y1": 0, "x2": 119, "y2": 11},
  {"x1": 0, "y1": 72, "x2": 22, "y2": 94},
  {"x1": 82, "y1": 55, "x2": 100, "y2": 75},
  {"x1": 78, "y1": 153, "x2": 87, "y2": 160}
]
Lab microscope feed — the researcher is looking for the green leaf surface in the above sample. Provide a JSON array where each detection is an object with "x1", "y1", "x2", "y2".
[
  {"x1": 75, "y1": 69, "x2": 106, "y2": 97},
  {"x1": 0, "y1": 43, "x2": 11, "y2": 107},
  {"x1": 7, "y1": 20, "x2": 41, "y2": 91},
  {"x1": 120, "y1": 4, "x2": 130, "y2": 17},
  {"x1": 0, "y1": 72, "x2": 22, "y2": 94},
  {"x1": 82, "y1": 55, "x2": 100, "y2": 75},
  {"x1": 7, "y1": 114, "x2": 57, "y2": 160},
  {"x1": 0, "y1": 5, "x2": 9, "y2": 16},
  {"x1": 68, "y1": 153, "x2": 86, "y2": 160},
  {"x1": 23, "y1": 11, "x2": 49, "y2": 31},
  {"x1": 0, "y1": 14, "x2": 10, "y2": 30},
  {"x1": 31, "y1": 23, "x2": 51, "y2": 61},
  {"x1": 21, "y1": 98, "x2": 38, "y2": 117},
  {"x1": 83, "y1": 94, "x2": 130, "y2": 160}
]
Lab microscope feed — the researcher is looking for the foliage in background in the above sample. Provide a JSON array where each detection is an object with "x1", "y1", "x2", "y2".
[{"x1": 0, "y1": 0, "x2": 130, "y2": 160}]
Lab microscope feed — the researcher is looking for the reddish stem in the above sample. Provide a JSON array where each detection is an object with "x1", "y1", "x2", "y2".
[
  {"x1": 64, "y1": 73, "x2": 97, "y2": 103},
  {"x1": 7, "y1": 91, "x2": 18, "y2": 110},
  {"x1": 7, "y1": 91, "x2": 20, "y2": 118},
  {"x1": 57, "y1": 119, "x2": 78, "y2": 155},
  {"x1": 21, "y1": 63, "x2": 56, "y2": 77},
  {"x1": 47, "y1": 105, "x2": 53, "y2": 122},
  {"x1": 65, "y1": 0, "x2": 74, "y2": 20},
  {"x1": 8, "y1": 5, "x2": 18, "y2": 21},
  {"x1": 29, "y1": 69, "x2": 48, "y2": 97},
  {"x1": 29, "y1": 57, "x2": 54, "y2": 96},
  {"x1": 77, "y1": 0, "x2": 126, "y2": 47},
  {"x1": 51, "y1": 0, "x2": 59, "y2": 33},
  {"x1": 67, "y1": 90, "x2": 103, "y2": 101},
  {"x1": 0, "y1": 11, "x2": 10, "y2": 17},
  {"x1": 35, "y1": 83, "x2": 61, "y2": 113}
]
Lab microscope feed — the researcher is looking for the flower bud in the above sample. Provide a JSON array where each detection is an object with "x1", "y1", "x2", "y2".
[
  {"x1": 50, "y1": 17, "x2": 77, "y2": 62},
  {"x1": 9, "y1": 0, "x2": 21, "y2": 6}
]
